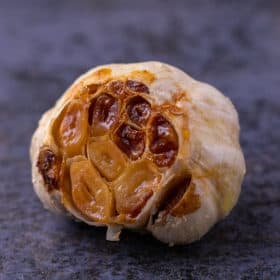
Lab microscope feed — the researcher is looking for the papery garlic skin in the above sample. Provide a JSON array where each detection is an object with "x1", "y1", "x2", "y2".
[{"x1": 30, "y1": 61, "x2": 245, "y2": 245}]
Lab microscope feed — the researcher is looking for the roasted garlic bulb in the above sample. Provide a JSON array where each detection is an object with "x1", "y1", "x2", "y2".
[{"x1": 30, "y1": 62, "x2": 245, "y2": 245}]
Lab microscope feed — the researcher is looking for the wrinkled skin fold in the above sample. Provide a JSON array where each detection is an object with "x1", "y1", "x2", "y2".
[{"x1": 30, "y1": 61, "x2": 246, "y2": 245}]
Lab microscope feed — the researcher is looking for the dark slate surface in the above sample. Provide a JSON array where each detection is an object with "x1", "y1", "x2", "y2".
[{"x1": 0, "y1": 0, "x2": 279, "y2": 279}]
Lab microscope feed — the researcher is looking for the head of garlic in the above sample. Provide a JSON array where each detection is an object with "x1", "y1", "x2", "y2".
[{"x1": 30, "y1": 61, "x2": 246, "y2": 245}]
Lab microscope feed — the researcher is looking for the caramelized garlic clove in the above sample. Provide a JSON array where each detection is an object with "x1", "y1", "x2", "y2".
[
  {"x1": 70, "y1": 160, "x2": 113, "y2": 223},
  {"x1": 53, "y1": 100, "x2": 88, "y2": 157},
  {"x1": 113, "y1": 161, "x2": 160, "y2": 219},
  {"x1": 126, "y1": 96, "x2": 151, "y2": 126},
  {"x1": 125, "y1": 80, "x2": 149, "y2": 94},
  {"x1": 154, "y1": 177, "x2": 200, "y2": 218},
  {"x1": 149, "y1": 114, "x2": 179, "y2": 167},
  {"x1": 105, "y1": 80, "x2": 125, "y2": 96},
  {"x1": 88, "y1": 93, "x2": 119, "y2": 136},
  {"x1": 87, "y1": 139, "x2": 126, "y2": 181},
  {"x1": 36, "y1": 147, "x2": 63, "y2": 192},
  {"x1": 114, "y1": 123, "x2": 145, "y2": 160}
]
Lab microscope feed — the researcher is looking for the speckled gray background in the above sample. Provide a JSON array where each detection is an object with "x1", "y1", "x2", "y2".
[{"x1": 0, "y1": 0, "x2": 279, "y2": 279}]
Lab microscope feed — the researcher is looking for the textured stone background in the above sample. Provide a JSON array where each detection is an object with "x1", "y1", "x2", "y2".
[{"x1": 0, "y1": 0, "x2": 279, "y2": 279}]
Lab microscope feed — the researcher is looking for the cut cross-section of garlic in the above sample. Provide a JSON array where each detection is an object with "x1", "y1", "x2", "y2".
[{"x1": 30, "y1": 61, "x2": 245, "y2": 245}]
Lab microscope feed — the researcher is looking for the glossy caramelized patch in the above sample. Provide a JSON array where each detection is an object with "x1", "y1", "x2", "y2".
[
  {"x1": 126, "y1": 96, "x2": 151, "y2": 126},
  {"x1": 70, "y1": 160, "x2": 113, "y2": 222},
  {"x1": 53, "y1": 101, "x2": 88, "y2": 155},
  {"x1": 114, "y1": 123, "x2": 145, "y2": 160},
  {"x1": 53, "y1": 100, "x2": 88, "y2": 157},
  {"x1": 37, "y1": 147, "x2": 62, "y2": 192},
  {"x1": 126, "y1": 80, "x2": 149, "y2": 94},
  {"x1": 113, "y1": 161, "x2": 159, "y2": 218},
  {"x1": 88, "y1": 93, "x2": 119, "y2": 136},
  {"x1": 87, "y1": 139, "x2": 126, "y2": 181},
  {"x1": 149, "y1": 114, "x2": 179, "y2": 167}
]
